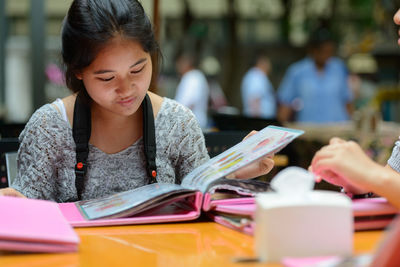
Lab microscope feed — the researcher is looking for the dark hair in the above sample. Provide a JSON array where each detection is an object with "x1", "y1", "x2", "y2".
[
  {"x1": 62, "y1": 0, "x2": 160, "y2": 93},
  {"x1": 175, "y1": 50, "x2": 199, "y2": 68},
  {"x1": 307, "y1": 27, "x2": 335, "y2": 50},
  {"x1": 250, "y1": 49, "x2": 269, "y2": 67}
]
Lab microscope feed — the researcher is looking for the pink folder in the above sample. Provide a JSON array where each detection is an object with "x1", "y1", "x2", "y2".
[
  {"x1": 59, "y1": 191, "x2": 203, "y2": 227},
  {"x1": 202, "y1": 194, "x2": 255, "y2": 235},
  {"x1": 204, "y1": 197, "x2": 399, "y2": 233},
  {"x1": 0, "y1": 196, "x2": 79, "y2": 253},
  {"x1": 352, "y1": 197, "x2": 399, "y2": 231},
  {"x1": 202, "y1": 193, "x2": 254, "y2": 212}
]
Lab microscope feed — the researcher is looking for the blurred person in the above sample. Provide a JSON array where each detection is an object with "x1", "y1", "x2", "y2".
[
  {"x1": 240, "y1": 52, "x2": 276, "y2": 119},
  {"x1": 174, "y1": 51, "x2": 210, "y2": 129},
  {"x1": 308, "y1": 9, "x2": 400, "y2": 209},
  {"x1": 277, "y1": 27, "x2": 353, "y2": 123}
]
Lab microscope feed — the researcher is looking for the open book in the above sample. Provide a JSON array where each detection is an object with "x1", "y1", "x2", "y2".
[{"x1": 59, "y1": 125, "x2": 304, "y2": 227}]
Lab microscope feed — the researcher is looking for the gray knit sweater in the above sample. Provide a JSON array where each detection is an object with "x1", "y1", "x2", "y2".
[
  {"x1": 388, "y1": 138, "x2": 400, "y2": 172},
  {"x1": 11, "y1": 97, "x2": 210, "y2": 202}
]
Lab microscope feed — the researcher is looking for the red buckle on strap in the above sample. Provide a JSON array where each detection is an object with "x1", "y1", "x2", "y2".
[{"x1": 76, "y1": 162, "x2": 84, "y2": 170}]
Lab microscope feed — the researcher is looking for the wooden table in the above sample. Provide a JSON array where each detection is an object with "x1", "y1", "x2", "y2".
[{"x1": 0, "y1": 221, "x2": 384, "y2": 267}]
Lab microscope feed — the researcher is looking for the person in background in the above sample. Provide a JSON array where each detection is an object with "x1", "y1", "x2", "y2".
[
  {"x1": 277, "y1": 27, "x2": 353, "y2": 123},
  {"x1": 0, "y1": 0, "x2": 274, "y2": 201},
  {"x1": 174, "y1": 51, "x2": 210, "y2": 129},
  {"x1": 240, "y1": 51, "x2": 276, "y2": 119},
  {"x1": 309, "y1": 10, "x2": 400, "y2": 209}
]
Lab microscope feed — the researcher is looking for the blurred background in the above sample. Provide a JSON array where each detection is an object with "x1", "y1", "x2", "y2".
[
  {"x1": 2, "y1": 0, "x2": 400, "y2": 185},
  {"x1": 1, "y1": 0, "x2": 400, "y2": 121}
]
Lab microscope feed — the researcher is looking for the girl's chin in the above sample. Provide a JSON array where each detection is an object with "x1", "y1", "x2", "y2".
[{"x1": 117, "y1": 105, "x2": 141, "y2": 117}]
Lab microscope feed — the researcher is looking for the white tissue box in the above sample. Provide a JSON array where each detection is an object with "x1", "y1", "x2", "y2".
[{"x1": 255, "y1": 190, "x2": 353, "y2": 262}]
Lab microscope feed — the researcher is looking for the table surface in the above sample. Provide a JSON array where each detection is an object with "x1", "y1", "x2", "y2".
[{"x1": 0, "y1": 221, "x2": 384, "y2": 267}]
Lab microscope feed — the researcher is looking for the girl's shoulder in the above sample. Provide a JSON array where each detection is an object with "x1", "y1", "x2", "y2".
[
  {"x1": 56, "y1": 94, "x2": 76, "y2": 127},
  {"x1": 27, "y1": 103, "x2": 66, "y2": 126},
  {"x1": 156, "y1": 97, "x2": 197, "y2": 125},
  {"x1": 20, "y1": 102, "x2": 70, "y2": 140},
  {"x1": 155, "y1": 97, "x2": 203, "y2": 146},
  {"x1": 148, "y1": 91, "x2": 163, "y2": 117},
  {"x1": 149, "y1": 91, "x2": 195, "y2": 121}
]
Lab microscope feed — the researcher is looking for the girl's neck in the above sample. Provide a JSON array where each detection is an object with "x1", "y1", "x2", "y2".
[
  {"x1": 91, "y1": 103, "x2": 142, "y2": 127},
  {"x1": 89, "y1": 104, "x2": 143, "y2": 154}
]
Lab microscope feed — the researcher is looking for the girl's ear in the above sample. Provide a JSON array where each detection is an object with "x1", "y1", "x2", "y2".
[{"x1": 75, "y1": 71, "x2": 83, "y2": 80}]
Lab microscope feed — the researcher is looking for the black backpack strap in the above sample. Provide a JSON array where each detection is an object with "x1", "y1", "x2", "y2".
[
  {"x1": 72, "y1": 93, "x2": 91, "y2": 200},
  {"x1": 143, "y1": 94, "x2": 157, "y2": 179}
]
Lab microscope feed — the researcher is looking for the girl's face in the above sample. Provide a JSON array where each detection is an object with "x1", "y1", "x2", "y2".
[{"x1": 76, "y1": 37, "x2": 152, "y2": 117}]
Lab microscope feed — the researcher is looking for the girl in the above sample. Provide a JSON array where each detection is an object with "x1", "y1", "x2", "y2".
[{"x1": 0, "y1": 0, "x2": 274, "y2": 201}]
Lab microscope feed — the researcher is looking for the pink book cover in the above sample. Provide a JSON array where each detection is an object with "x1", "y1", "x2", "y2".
[
  {"x1": 205, "y1": 197, "x2": 399, "y2": 233},
  {"x1": 203, "y1": 193, "x2": 255, "y2": 235},
  {"x1": 353, "y1": 197, "x2": 399, "y2": 231},
  {"x1": 0, "y1": 196, "x2": 79, "y2": 253},
  {"x1": 352, "y1": 197, "x2": 398, "y2": 217},
  {"x1": 59, "y1": 191, "x2": 203, "y2": 227},
  {"x1": 281, "y1": 256, "x2": 341, "y2": 267},
  {"x1": 206, "y1": 196, "x2": 398, "y2": 217},
  {"x1": 202, "y1": 193, "x2": 254, "y2": 212}
]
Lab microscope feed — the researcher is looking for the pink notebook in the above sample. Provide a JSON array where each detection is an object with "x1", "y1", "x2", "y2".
[
  {"x1": 352, "y1": 198, "x2": 399, "y2": 231},
  {"x1": 59, "y1": 191, "x2": 203, "y2": 227},
  {"x1": 202, "y1": 195, "x2": 255, "y2": 235},
  {"x1": 0, "y1": 196, "x2": 79, "y2": 253},
  {"x1": 204, "y1": 197, "x2": 399, "y2": 234}
]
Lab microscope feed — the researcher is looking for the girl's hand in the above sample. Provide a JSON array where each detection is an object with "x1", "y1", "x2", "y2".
[
  {"x1": 226, "y1": 131, "x2": 275, "y2": 179},
  {"x1": 310, "y1": 137, "x2": 380, "y2": 194},
  {"x1": 0, "y1": 187, "x2": 26, "y2": 198}
]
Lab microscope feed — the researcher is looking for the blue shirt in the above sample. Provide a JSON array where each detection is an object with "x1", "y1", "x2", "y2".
[
  {"x1": 241, "y1": 67, "x2": 276, "y2": 119},
  {"x1": 277, "y1": 57, "x2": 352, "y2": 123}
]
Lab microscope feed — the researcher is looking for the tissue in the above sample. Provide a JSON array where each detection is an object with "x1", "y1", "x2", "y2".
[
  {"x1": 270, "y1": 166, "x2": 315, "y2": 196},
  {"x1": 255, "y1": 167, "x2": 353, "y2": 262}
]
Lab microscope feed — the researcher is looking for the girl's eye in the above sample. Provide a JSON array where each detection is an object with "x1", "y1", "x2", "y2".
[
  {"x1": 98, "y1": 76, "x2": 114, "y2": 82},
  {"x1": 131, "y1": 65, "x2": 145, "y2": 74}
]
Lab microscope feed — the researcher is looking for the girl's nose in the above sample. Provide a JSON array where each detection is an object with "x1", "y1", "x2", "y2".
[
  {"x1": 117, "y1": 78, "x2": 133, "y2": 96},
  {"x1": 394, "y1": 9, "x2": 400, "y2": 25}
]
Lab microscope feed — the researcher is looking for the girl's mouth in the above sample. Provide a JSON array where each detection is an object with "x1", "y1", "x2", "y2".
[{"x1": 117, "y1": 97, "x2": 135, "y2": 107}]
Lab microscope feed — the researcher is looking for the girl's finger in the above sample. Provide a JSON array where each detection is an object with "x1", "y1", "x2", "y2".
[
  {"x1": 329, "y1": 137, "x2": 346, "y2": 145},
  {"x1": 243, "y1": 130, "x2": 258, "y2": 140}
]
